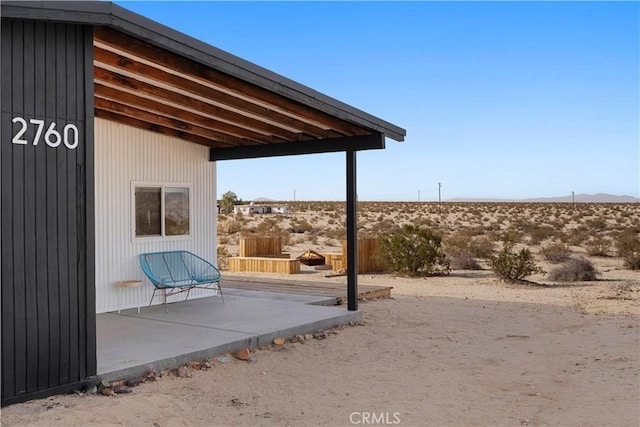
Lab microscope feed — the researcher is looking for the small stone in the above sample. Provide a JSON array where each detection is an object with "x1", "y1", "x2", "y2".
[
  {"x1": 273, "y1": 337, "x2": 286, "y2": 346},
  {"x1": 113, "y1": 385, "x2": 132, "y2": 394},
  {"x1": 110, "y1": 379, "x2": 126, "y2": 388},
  {"x1": 177, "y1": 366, "x2": 191, "y2": 378},
  {"x1": 146, "y1": 371, "x2": 161, "y2": 381},
  {"x1": 83, "y1": 384, "x2": 98, "y2": 395},
  {"x1": 188, "y1": 361, "x2": 202, "y2": 370},
  {"x1": 100, "y1": 387, "x2": 115, "y2": 396},
  {"x1": 201, "y1": 360, "x2": 212, "y2": 370},
  {"x1": 304, "y1": 334, "x2": 313, "y2": 341},
  {"x1": 313, "y1": 332, "x2": 327, "y2": 340},
  {"x1": 628, "y1": 324, "x2": 634, "y2": 328},
  {"x1": 291, "y1": 335, "x2": 305, "y2": 343},
  {"x1": 217, "y1": 355, "x2": 232, "y2": 364},
  {"x1": 234, "y1": 348, "x2": 251, "y2": 361},
  {"x1": 100, "y1": 379, "x2": 110, "y2": 388}
]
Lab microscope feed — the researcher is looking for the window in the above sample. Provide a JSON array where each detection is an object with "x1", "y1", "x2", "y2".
[{"x1": 134, "y1": 184, "x2": 191, "y2": 238}]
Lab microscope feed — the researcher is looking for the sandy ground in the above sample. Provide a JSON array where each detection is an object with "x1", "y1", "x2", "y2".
[{"x1": 2, "y1": 268, "x2": 639, "y2": 427}]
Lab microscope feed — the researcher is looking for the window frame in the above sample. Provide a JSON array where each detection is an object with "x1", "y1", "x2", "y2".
[{"x1": 131, "y1": 182, "x2": 193, "y2": 242}]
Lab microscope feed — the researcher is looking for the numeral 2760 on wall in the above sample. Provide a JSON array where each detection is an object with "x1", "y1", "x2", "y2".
[{"x1": 12, "y1": 116, "x2": 79, "y2": 149}]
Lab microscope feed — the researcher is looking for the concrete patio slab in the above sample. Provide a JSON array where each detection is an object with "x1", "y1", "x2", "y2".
[{"x1": 97, "y1": 288, "x2": 362, "y2": 382}]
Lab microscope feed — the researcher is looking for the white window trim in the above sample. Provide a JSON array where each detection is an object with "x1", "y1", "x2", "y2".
[{"x1": 131, "y1": 181, "x2": 194, "y2": 243}]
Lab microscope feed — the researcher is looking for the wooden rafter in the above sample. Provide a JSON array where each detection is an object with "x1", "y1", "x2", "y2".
[
  {"x1": 94, "y1": 82, "x2": 284, "y2": 144},
  {"x1": 93, "y1": 26, "x2": 370, "y2": 137},
  {"x1": 93, "y1": 67, "x2": 311, "y2": 141},
  {"x1": 93, "y1": 47, "x2": 335, "y2": 139}
]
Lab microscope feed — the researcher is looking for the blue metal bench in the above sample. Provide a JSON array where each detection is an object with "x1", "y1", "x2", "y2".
[{"x1": 139, "y1": 251, "x2": 224, "y2": 311}]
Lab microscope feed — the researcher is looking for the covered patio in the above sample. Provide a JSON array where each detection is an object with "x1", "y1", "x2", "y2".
[{"x1": 97, "y1": 281, "x2": 365, "y2": 381}]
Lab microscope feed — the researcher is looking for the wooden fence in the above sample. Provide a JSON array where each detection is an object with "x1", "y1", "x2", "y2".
[
  {"x1": 340, "y1": 238, "x2": 383, "y2": 274},
  {"x1": 228, "y1": 257, "x2": 300, "y2": 274},
  {"x1": 239, "y1": 237, "x2": 282, "y2": 257}
]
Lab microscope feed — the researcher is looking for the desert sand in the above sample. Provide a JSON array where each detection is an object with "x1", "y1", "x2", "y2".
[
  {"x1": 3, "y1": 202, "x2": 639, "y2": 426},
  {"x1": 2, "y1": 269, "x2": 638, "y2": 427}
]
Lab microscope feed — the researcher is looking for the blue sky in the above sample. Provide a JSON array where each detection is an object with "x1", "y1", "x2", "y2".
[{"x1": 117, "y1": 1, "x2": 639, "y2": 201}]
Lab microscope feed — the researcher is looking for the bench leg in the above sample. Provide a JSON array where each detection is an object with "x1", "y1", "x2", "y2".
[{"x1": 218, "y1": 282, "x2": 224, "y2": 303}]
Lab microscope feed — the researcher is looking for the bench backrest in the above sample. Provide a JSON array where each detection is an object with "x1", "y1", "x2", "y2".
[{"x1": 139, "y1": 251, "x2": 220, "y2": 287}]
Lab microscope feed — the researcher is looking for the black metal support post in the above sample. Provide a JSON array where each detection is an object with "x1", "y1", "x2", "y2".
[{"x1": 346, "y1": 149, "x2": 358, "y2": 311}]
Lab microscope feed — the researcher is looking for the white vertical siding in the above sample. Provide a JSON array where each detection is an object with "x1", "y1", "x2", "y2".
[{"x1": 94, "y1": 118, "x2": 217, "y2": 313}]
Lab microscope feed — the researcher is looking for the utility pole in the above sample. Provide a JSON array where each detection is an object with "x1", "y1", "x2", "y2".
[
  {"x1": 293, "y1": 189, "x2": 296, "y2": 202},
  {"x1": 572, "y1": 191, "x2": 575, "y2": 210},
  {"x1": 418, "y1": 190, "x2": 420, "y2": 202},
  {"x1": 438, "y1": 182, "x2": 442, "y2": 204}
]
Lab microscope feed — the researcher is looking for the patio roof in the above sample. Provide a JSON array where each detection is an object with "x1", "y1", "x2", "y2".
[{"x1": 2, "y1": 1, "x2": 406, "y2": 160}]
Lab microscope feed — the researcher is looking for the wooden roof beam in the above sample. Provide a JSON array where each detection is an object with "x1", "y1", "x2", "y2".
[
  {"x1": 93, "y1": 67, "x2": 314, "y2": 141},
  {"x1": 94, "y1": 26, "x2": 371, "y2": 137},
  {"x1": 95, "y1": 97, "x2": 252, "y2": 147},
  {"x1": 93, "y1": 47, "x2": 336, "y2": 139},
  {"x1": 209, "y1": 133, "x2": 385, "y2": 161},
  {"x1": 94, "y1": 83, "x2": 286, "y2": 144}
]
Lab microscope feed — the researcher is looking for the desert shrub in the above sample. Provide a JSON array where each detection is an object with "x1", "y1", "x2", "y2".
[
  {"x1": 540, "y1": 242, "x2": 572, "y2": 263},
  {"x1": 289, "y1": 218, "x2": 314, "y2": 234},
  {"x1": 369, "y1": 218, "x2": 401, "y2": 235},
  {"x1": 526, "y1": 224, "x2": 556, "y2": 245},
  {"x1": 216, "y1": 245, "x2": 233, "y2": 270},
  {"x1": 443, "y1": 231, "x2": 474, "y2": 257},
  {"x1": 376, "y1": 225, "x2": 450, "y2": 277},
  {"x1": 325, "y1": 227, "x2": 346, "y2": 241},
  {"x1": 489, "y1": 243, "x2": 544, "y2": 283},
  {"x1": 499, "y1": 229, "x2": 523, "y2": 244},
  {"x1": 584, "y1": 236, "x2": 612, "y2": 256},
  {"x1": 449, "y1": 251, "x2": 481, "y2": 270},
  {"x1": 469, "y1": 236, "x2": 495, "y2": 259},
  {"x1": 547, "y1": 257, "x2": 598, "y2": 282},
  {"x1": 563, "y1": 227, "x2": 589, "y2": 246},
  {"x1": 587, "y1": 217, "x2": 608, "y2": 231},
  {"x1": 615, "y1": 230, "x2": 640, "y2": 270},
  {"x1": 444, "y1": 232, "x2": 493, "y2": 260},
  {"x1": 255, "y1": 219, "x2": 280, "y2": 235},
  {"x1": 218, "y1": 219, "x2": 242, "y2": 234}
]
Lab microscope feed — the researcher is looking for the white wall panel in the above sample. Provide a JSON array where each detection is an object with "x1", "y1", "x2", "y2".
[{"x1": 94, "y1": 118, "x2": 217, "y2": 313}]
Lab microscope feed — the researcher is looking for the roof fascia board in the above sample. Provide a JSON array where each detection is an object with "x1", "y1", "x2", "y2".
[
  {"x1": 1, "y1": 1, "x2": 406, "y2": 142},
  {"x1": 209, "y1": 133, "x2": 385, "y2": 161}
]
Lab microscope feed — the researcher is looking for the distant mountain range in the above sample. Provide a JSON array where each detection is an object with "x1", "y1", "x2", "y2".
[{"x1": 447, "y1": 193, "x2": 639, "y2": 203}]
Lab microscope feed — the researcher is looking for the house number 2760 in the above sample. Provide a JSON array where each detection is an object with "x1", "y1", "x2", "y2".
[{"x1": 12, "y1": 116, "x2": 79, "y2": 149}]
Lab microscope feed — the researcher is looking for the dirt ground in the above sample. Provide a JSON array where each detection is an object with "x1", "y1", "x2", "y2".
[{"x1": 2, "y1": 268, "x2": 639, "y2": 427}]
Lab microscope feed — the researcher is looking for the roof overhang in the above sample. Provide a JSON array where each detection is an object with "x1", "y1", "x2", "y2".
[{"x1": 2, "y1": 1, "x2": 406, "y2": 158}]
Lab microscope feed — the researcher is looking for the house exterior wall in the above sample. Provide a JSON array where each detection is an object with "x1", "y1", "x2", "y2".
[
  {"x1": 94, "y1": 118, "x2": 217, "y2": 314},
  {"x1": 1, "y1": 19, "x2": 95, "y2": 406}
]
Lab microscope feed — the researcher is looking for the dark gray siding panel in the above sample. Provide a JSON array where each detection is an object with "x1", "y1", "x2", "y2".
[{"x1": 1, "y1": 19, "x2": 96, "y2": 406}]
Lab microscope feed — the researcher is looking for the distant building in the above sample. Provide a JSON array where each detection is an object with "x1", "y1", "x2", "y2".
[{"x1": 233, "y1": 202, "x2": 290, "y2": 215}]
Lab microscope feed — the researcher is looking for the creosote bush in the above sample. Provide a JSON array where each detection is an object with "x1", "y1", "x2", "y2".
[
  {"x1": 489, "y1": 242, "x2": 543, "y2": 283},
  {"x1": 449, "y1": 251, "x2": 481, "y2": 270},
  {"x1": 216, "y1": 245, "x2": 233, "y2": 270},
  {"x1": 540, "y1": 242, "x2": 572, "y2": 263},
  {"x1": 547, "y1": 257, "x2": 598, "y2": 282},
  {"x1": 377, "y1": 225, "x2": 450, "y2": 277},
  {"x1": 615, "y1": 230, "x2": 640, "y2": 270},
  {"x1": 585, "y1": 237, "x2": 612, "y2": 257}
]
